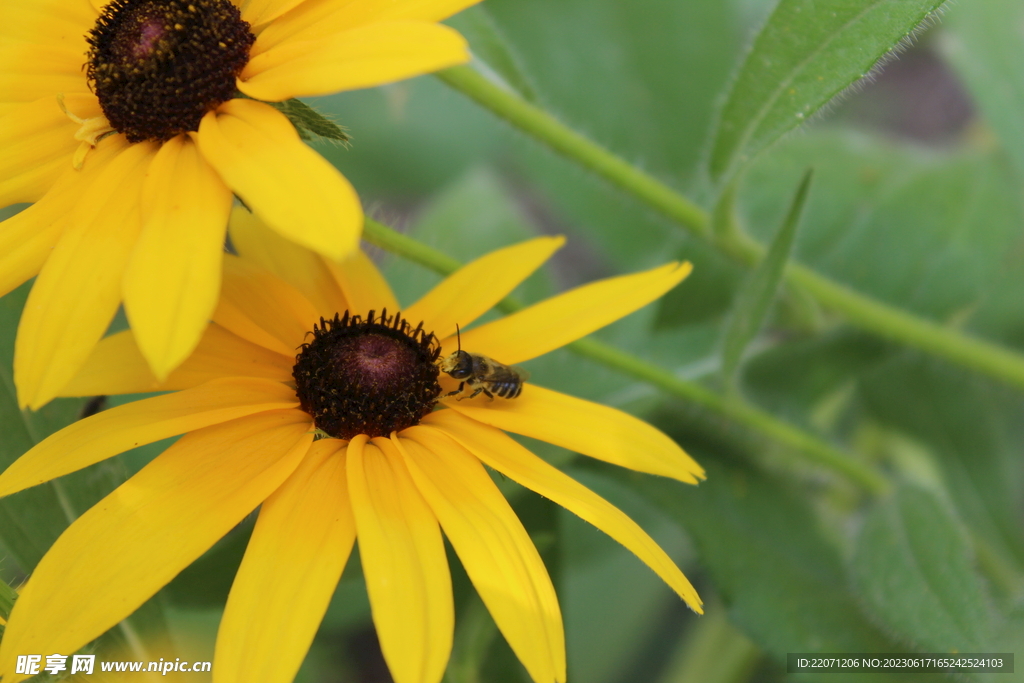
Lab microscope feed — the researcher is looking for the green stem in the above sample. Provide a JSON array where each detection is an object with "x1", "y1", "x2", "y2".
[
  {"x1": 363, "y1": 219, "x2": 889, "y2": 495},
  {"x1": 436, "y1": 64, "x2": 1024, "y2": 392}
]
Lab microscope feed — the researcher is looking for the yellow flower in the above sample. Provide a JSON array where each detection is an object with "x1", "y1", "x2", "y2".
[
  {"x1": 0, "y1": 0, "x2": 476, "y2": 408},
  {"x1": 0, "y1": 211, "x2": 704, "y2": 683}
]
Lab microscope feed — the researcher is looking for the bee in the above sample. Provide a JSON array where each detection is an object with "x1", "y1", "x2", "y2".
[{"x1": 439, "y1": 326, "x2": 528, "y2": 400}]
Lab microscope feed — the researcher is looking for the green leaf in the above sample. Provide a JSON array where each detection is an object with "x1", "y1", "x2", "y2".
[
  {"x1": 740, "y1": 131, "x2": 1024, "y2": 341},
  {"x1": 742, "y1": 330, "x2": 893, "y2": 427},
  {"x1": 382, "y1": 168, "x2": 549, "y2": 308},
  {"x1": 941, "y1": 0, "x2": 1024, "y2": 181},
  {"x1": 269, "y1": 98, "x2": 350, "y2": 143},
  {"x1": 638, "y1": 457, "x2": 920, "y2": 683},
  {"x1": 164, "y1": 515, "x2": 254, "y2": 607},
  {"x1": 560, "y1": 468, "x2": 692, "y2": 683},
  {"x1": 0, "y1": 283, "x2": 88, "y2": 571},
  {"x1": 444, "y1": 594, "x2": 501, "y2": 683},
  {"x1": 858, "y1": 357, "x2": 1024, "y2": 595},
  {"x1": 0, "y1": 286, "x2": 174, "y2": 649},
  {"x1": 484, "y1": 0, "x2": 740, "y2": 267},
  {"x1": 311, "y1": 77, "x2": 504, "y2": 198},
  {"x1": 851, "y1": 483, "x2": 996, "y2": 652},
  {"x1": 707, "y1": 0, "x2": 946, "y2": 185},
  {"x1": 720, "y1": 169, "x2": 811, "y2": 384},
  {"x1": 656, "y1": 607, "x2": 760, "y2": 683},
  {"x1": 654, "y1": 238, "x2": 747, "y2": 328}
]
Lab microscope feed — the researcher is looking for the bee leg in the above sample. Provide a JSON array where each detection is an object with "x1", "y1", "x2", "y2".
[
  {"x1": 442, "y1": 382, "x2": 465, "y2": 398},
  {"x1": 459, "y1": 387, "x2": 492, "y2": 401}
]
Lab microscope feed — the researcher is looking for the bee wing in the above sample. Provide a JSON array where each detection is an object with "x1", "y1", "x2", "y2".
[{"x1": 511, "y1": 365, "x2": 530, "y2": 382}]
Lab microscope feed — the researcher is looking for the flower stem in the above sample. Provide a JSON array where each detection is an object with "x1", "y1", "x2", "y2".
[
  {"x1": 435, "y1": 64, "x2": 1024, "y2": 393},
  {"x1": 363, "y1": 218, "x2": 889, "y2": 495}
]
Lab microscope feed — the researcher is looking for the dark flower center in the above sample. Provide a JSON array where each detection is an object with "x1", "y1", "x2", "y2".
[
  {"x1": 86, "y1": 0, "x2": 255, "y2": 143},
  {"x1": 292, "y1": 310, "x2": 443, "y2": 440}
]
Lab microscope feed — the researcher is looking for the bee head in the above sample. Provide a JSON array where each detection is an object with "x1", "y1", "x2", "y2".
[{"x1": 440, "y1": 350, "x2": 474, "y2": 379}]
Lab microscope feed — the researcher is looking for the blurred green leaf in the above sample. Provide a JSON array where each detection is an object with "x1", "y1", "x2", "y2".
[
  {"x1": 310, "y1": 77, "x2": 506, "y2": 199},
  {"x1": 444, "y1": 594, "x2": 500, "y2": 683},
  {"x1": 488, "y1": 0, "x2": 739, "y2": 192},
  {"x1": 0, "y1": 285, "x2": 172, "y2": 649},
  {"x1": 851, "y1": 483, "x2": 995, "y2": 652},
  {"x1": 655, "y1": 239, "x2": 746, "y2": 328},
  {"x1": 859, "y1": 357, "x2": 1024, "y2": 594},
  {"x1": 164, "y1": 516, "x2": 254, "y2": 608},
  {"x1": 708, "y1": 0, "x2": 945, "y2": 185},
  {"x1": 382, "y1": 167, "x2": 549, "y2": 308},
  {"x1": 560, "y1": 468, "x2": 693, "y2": 683},
  {"x1": 720, "y1": 170, "x2": 810, "y2": 384},
  {"x1": 481, "y1": 0, "x2": 740, "y2": 275},
  {"x1": 639, "y1": 457, "x2": 921, "y2": 683},
  {"x1": 662, "y1": 128, "x2": 1024, "y2": 344},
  {"x1": 941, "y1": 0, "x2": 1024, "y2": 181},
  {"x1": 743, "y1": 330, "x2": 892, "y2": 428},
  {"x1": 0, "y1": 282, "x2": 87, "y2": 571},
  {"x1": 656, "y1": 606, "x2": 760, "y2": 683},
  {"x1": 741, "y1": 131, "x2": 1024, "y2": 340}
]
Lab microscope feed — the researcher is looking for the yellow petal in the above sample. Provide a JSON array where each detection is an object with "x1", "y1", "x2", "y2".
[
  {"x1": 219, "y1": 253, "x2": 320, "y2": 354},
  {"x1": 59, "y1": 324, "x2": 294, "y2": 396},
  {"x1": 452, "y1": 262, "x2": 693, "y2": 365},
  {"x1": 347, "y1": 435, "x2": 453, "y2": 683},
  {"x1": 0, "y1": 134, "x2": 128, "y2": 300},
  {"x1": 214, "y1": 298, "x2": 296, "y2": 357},
  {"x1": 416, "y1": 414, "x2": 703, "y2": 612},
  {"x1": 0, "y1": 378, "x2": 301, "y2": 499},
  {"x1": 14, "y1": 140, "x2": 158, "y2": 410},
  {"x1": 194, "y1": 99, "x2": 361, "y2": 262},
  {"x1": 1, "y1": 1, "x2": 95, "y2": 49},
  {"x1": 326, "y1": 249, "x2": 399, "y2": 316},
  {"x1": 392, "y1": 433, "x2": 566, "y2": 683},
  {"x1": 228, "y1": 205, "x2": 347, "y2": 318},
  {"x1": 253, "y1": 0, "x2": 481, "y2": 54},
  {"x1": 124, "y1": 135, "x2": 233, "y2": 380},
  {"x1": 239, "y1": 0, "x2": 305, "y2": 27},
  {"x1": 241, "y1": 21, "x2": 468, "y2": 101},
  {"x1": 441, "y1": 384, "x2": 703, "y2": 484},
  {"x1": 216, "y1": 438, "x2": 355, "y2": 683},
  {"x1": 406, "y1": 236, "x2": 564, "y2": 342},
  {"x1": 0, "y1": 44, "x2": 90, "y2": 105},
  {"x1": 0, "y1": 410, "x2": 312, "y2": 683},
  {"x1": 0, "y1": 200, "x2": 64, "y2": 299},
  {"x1": 0, "y1": 94, "x2": 100, "y2": 205}
]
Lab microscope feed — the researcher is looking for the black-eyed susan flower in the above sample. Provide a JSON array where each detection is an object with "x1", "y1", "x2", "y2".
[
  {"x1": 0, "y1": 0, "x2": 477, "y2": 409},
  {"x1": 0, "y1": 211, "x2": 703, "y2": 683}
]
